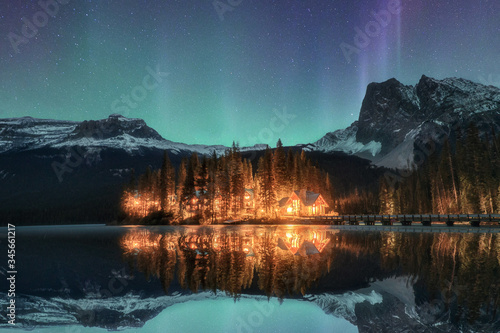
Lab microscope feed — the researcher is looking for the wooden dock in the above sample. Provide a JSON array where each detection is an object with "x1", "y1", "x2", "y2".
[{"x1": 310, "y1": 214, "x2": 500, "y2": 227}]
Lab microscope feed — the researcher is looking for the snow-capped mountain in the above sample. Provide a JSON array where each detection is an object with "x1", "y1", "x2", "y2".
[
  {"x1": 0, "y1": 114, "x2": 279, "y2": 225},
  {"x1": 0, "y1": 113, "x2": 266, "y2": 156},
  {"x1": 2, "y1": 75, "x2": 497, "y2": 224},
  {"x1": 310, "y1": 75, "x2": 500, "y2": 169}
]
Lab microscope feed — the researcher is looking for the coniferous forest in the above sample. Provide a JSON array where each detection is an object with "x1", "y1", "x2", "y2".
[
  {"x1": 120, "y1": 122, "x2": 500, "y2": 224},
  {"x1": 120, "y1": 140, "x2": 335, "y2": 224},
  {"x1": 380, "y1": 124, "x2": 500, "y2": 215}
]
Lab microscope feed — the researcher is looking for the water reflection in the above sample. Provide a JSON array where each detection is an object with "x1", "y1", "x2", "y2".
[
  {"x1": 120, "y1": 227, "x2": 500, "y2": 325},
  {"x1": 121, "y1": 227, "x2": 336, "y2": 299}
]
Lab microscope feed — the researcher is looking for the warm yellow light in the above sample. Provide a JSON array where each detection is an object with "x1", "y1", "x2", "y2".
[
  {"x1": 286, "y1": 232, "x2": 292, "y2": 238},
  {"x1": 286, "y1": 207, "x2": 292, "y2": 213}
]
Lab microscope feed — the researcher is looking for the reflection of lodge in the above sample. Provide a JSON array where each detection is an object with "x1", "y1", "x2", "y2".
[
  {"x1": 279, "y1": 190, "x2": 329, "y2": 216},
  {"x1": 120, "y1": 227, "x2": 337, "y2": 298},
  {"x1": 121, "y1": 229, "x2": 500, "y2": 326},
  {"x1": 276, "y1": 230, "x2": 330, "y2": 255}
]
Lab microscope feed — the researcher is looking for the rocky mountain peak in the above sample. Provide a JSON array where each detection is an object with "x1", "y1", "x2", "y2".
[
  {"x1": 313, "y1": 75, "x2": 500, "y2": 169},
  {"x1": 70, "y1": 114, "x2": 163, "y2": 140},
  {"x1": 356, "y1": 78, "x2": 420, "y2": 153}
]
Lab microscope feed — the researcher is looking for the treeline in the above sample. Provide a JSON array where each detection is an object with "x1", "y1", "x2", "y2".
[
  {"x1": 380, "y1": 123, "x2": 500, "y2": 214},
  {"x1": 121, "y1": 140, "x2": 334, "y2": 223}
]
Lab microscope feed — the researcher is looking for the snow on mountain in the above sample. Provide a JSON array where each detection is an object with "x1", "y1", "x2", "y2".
[
  {"x1": 312, "y1": 75, "x2": 500, "y2": 169},
  {"x1": 0, "y1": 114, "x2": 266, "y2": 156},
  {"x1": 3, "y1": 76, "x2": 499, "y2": 170},
  {"x1": 307, "y1": 123, "x2": 382, "y2": 158},
  {"x1": 1, "y1": 291, "x2": 355, "y2": 331},
  {"x1": 304, "y1": 289, "x2": 383, "y2": 322},
  {"x1": 0, "y1": 116, "x2": 78, "y2": 153}
]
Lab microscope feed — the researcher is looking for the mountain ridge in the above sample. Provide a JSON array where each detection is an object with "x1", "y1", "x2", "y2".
[
  {"x1": 311, "y1": 75, "x2": 500, "y2": 168},
  {"x1": 0, "y1": 113, "x2": 267, "y2": 156},
  {"x1": 2, "y1": 76, "x2": 500, "y2": 170},
  {"x1": 4, "y1": 75, "x2": 496, "y2": 224}
]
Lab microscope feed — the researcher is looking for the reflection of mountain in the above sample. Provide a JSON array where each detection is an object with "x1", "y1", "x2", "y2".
[
  {"x1": 6, "y1": 226, "x2": 500, "y2": 331},
  {"x1": 120, "y1": 228, "x2": 500, "y2": 331}
]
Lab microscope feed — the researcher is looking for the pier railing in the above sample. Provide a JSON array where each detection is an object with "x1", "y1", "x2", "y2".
[{"x1": 311, "y1": 214, "x2": 500, "y2": 227}]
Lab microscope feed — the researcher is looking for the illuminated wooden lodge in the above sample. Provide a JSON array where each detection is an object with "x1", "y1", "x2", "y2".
[{"x1": 279, "y1": 189, "x2": 329, "y2": 216}]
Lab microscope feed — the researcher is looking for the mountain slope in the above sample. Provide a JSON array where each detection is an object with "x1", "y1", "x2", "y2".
[
  {"x1": 311, "y1": 75, "x2": 500, "y2": 169},
  {"x1": 0, "y1": 114, "x2": 257, "y2": 156},
  {"x1": 0, "y1": 114, "x2": 383, "y2": 225}
]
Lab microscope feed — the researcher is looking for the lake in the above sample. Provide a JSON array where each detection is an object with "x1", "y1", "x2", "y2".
[{"x1": 1, "y1": 224, "x2": 499, "y2": 332}]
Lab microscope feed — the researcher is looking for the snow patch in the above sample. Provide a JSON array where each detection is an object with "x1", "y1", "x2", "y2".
[
  {"x1": 0, "y1": 116, "x2": 269, "y2": 157},
  {"x1": 313, "y1": 126, "x2": 382, "y2": 157},
  {"x1": 0, "y1": 292, "x2": 357, "y2": 332},
  {"x1": 305, "y1": 290, "x2": 383, "y2": 322}
]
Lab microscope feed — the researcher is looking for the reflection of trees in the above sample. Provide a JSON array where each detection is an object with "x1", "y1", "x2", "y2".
[
  {"x1": 334, "y1": 231, "x2": 500, "y2": 325},
  {"x1": 120, "y1": 228, "x2": 500, "y2": 324},
  {"x1": 453, "y1": 234, "x2": 499, "y2": 324},
  {"x1": 120, "y1": 227, "x2": 336, "y2": 299}
]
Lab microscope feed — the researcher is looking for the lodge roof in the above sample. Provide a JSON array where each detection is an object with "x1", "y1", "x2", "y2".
[
  {"x1": 278, "y1": 197, "x2": 289, "y2": 207},
  {"x1": 293, "y1": 190, "x2": 321, "y2": 206}
]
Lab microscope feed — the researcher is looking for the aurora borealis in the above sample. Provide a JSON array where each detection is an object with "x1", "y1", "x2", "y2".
[{"x1": 0, "y1": 0, "x2": 498, "y2": 146}]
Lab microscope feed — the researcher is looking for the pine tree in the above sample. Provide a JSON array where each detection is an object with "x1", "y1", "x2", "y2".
[
  {"x1": 206, "y1": 151, "x2": 218, "y2": 223},
  {"x1": 379, "y1": 175, "x2": 394, "y2": 214},
  {"x1": 177, "y1": 159, "x2": 187, "y2": 218},
  {"x1": 217, "y1": 156, "x2": 231, "y2": 219},
  {"x1": 138, "y1": 166, "x2": 153, "y2": 216},
  {"x1": 183, "y1": 153, "x2": 200, "y2": 217},
  {"x1": 273, "y1": 139, "x2": 288, "y2": 200},
  {"x1": 464, "y1": 123, "x2": 481, "y2": 212},
  {"x1": 228, "y1": 143, "x2": 245, "y2": 216},
  {"x1": 160, "y1": 151, "x2": 174, "y2": 212},
  {"x1": 285, "y1": 149, "x2": 296, "y2": 193},
  {"x1": 257, "y1": 148, "x2": 276, "y2": 216},
  {"x1": 197, "y1": 156, "x2": 209, "y2": 221},
  {"x1": 324, "y1": 173, "x2": 334, "y2": 210}
]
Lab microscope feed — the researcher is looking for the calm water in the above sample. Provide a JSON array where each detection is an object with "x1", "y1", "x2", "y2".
[{"x1": 1, "y1": 225, "x2": 499, "y2": 332}]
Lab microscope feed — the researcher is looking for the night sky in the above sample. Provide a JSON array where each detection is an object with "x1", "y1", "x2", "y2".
[{"x1": 0, "y1": 0, "x2": 499, "y2": 146}]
